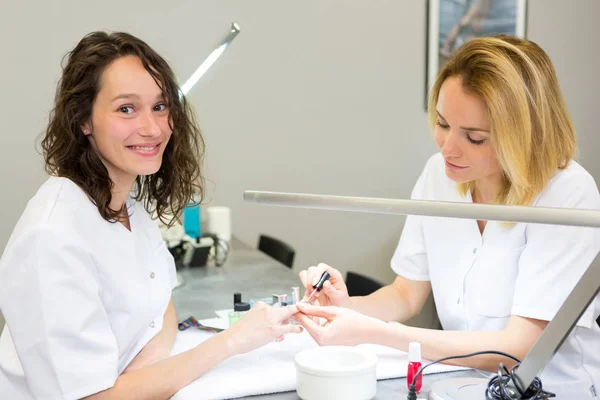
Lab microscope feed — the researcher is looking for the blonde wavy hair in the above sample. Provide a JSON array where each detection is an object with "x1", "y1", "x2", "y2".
[{"x1": 428, "y1": 35, "x2": 576, "y2": 206}]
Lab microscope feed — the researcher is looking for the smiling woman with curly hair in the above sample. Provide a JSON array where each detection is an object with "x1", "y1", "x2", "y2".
[
  {"x1": 0, "y1": 31, "x2": 302, "y2": 400},
  {"x1": 41, "y1": 31, "x2": 205, "y2": 224}
]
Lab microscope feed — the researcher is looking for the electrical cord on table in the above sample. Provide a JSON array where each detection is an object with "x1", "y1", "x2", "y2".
[
  {"x1": 407, "y1": 350, "x2": 555, "y2": 400},
  {"x1": 202, "y1": 232, "x2": 230, "y2": 267},
  {"x1": 213, "y1": 236, "x2": 230, "y2": 266}
]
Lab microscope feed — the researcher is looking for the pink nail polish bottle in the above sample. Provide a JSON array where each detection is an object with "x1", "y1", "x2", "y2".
[{"x1": 407, "y1": 342, "x2": 422, "y2": 393}]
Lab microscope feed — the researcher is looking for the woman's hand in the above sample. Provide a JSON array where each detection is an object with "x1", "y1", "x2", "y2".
[
  {"x1": 223, "y1": 302, "x2": 303, "y2": 355},
  {"x1": 295, "y1": 302, "x2": 386, "y2": 347},
  {"x1": 298, "y1": 263, "x2": 350, "y2": 308}
]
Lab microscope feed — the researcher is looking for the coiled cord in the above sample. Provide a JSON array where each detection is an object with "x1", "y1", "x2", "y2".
[{"x1": 407, "y1": 350, "x2": 555, "y2": 400}]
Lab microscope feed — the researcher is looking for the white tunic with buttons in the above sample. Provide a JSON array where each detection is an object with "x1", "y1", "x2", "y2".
[
  {"x1": 392, "y1": 153, "x2": 600, "y2": 399},
  {"x1": 0, "y1": 176, "x2": 177, "y2": 400}
]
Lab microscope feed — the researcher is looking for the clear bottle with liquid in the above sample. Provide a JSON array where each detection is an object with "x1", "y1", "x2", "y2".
[
  {"x1": 290, "y1": 287, "x2": 301, "y2": 325},
  {"x1": 228, "y1": 302, "x2": 250, "y2": 327},
  {"x1": 291, "y1": 287, "x2": 300, "y2": 304}
]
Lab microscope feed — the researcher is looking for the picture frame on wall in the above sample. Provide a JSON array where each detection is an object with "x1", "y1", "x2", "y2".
[{"x1": 425, "y1": 0, "x2": 528, "y2": 109}]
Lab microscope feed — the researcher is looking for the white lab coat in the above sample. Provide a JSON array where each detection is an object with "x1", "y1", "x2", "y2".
[
  {"x1": 392, "y1": 153, "x2": 600, "y2": 399},
  {"x1": 0, "y1": 177, "x2": 177, "y2": 400}
]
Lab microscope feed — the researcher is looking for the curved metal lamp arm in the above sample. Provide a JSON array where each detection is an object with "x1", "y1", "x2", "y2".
[
  {"x1": 243, "y1": 190, "x2": 600, "y2": 228},
  {"x1": 180, "y1": 22, "x2": 241, "y2": 97}
]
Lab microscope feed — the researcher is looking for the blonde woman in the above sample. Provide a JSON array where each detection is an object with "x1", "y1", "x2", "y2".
[{"x1": 296, "y1": 35, "x2": 600, "y2": 399}]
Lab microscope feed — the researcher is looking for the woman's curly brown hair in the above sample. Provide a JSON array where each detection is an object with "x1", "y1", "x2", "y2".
[{"x1": 41, "y1": 31, "x2": 204, "y2": 225}]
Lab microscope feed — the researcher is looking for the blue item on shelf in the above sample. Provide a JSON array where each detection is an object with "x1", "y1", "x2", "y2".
[{"x1": 183, "y1": 203, "x2": 201, "y2": 239}]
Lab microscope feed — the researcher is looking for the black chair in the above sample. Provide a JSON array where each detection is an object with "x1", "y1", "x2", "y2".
[
  {"x1": 257, "y1": 235, "x2": 295, "y2": 269},
  {"x1": 345, "y1": 271, "x2": 384, "y2": 297}
]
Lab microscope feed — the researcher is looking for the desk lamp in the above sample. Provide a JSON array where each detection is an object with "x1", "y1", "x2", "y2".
[{"x1": 243, "y1": 190, "x2": 600, "y2": 400}]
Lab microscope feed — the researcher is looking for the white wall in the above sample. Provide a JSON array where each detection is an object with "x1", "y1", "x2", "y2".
[
  {"x1": 1, "y1": 0, "x2": 599, "y2": 330},
  {"x1": 527, "y1": 0, "x2": 600, "y2": 180}
]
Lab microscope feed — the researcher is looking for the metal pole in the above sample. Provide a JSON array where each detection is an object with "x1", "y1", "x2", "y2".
[{"x1": 243, "y1": 190, "x2": 600, "y2": 228}]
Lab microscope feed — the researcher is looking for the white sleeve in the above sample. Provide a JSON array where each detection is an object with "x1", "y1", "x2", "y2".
[
  {"x1": 0, "y1": 226, "x2": 119, "y2": 400},
  {"x1": 390, "y1": 159, "x2": 431, "y2": 281},
  {"x1": 511, "y1": 174, "x2": 600, "y2": 328}
]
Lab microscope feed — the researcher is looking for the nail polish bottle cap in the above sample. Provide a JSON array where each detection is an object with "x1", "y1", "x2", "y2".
[
  {"x1": 234, "y1": 292, "x2": 242, "y2": 305},
  {"x1": 313, "y1": 271, "x2": 331, "y2": 290},
  {"x1": 408, "y1": 342, "x2": 421, "y2": 362},
  {"x1": 234, "y1": 302, "x2": 250, "y2": 312}
]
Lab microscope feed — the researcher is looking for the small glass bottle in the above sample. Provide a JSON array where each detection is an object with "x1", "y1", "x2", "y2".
[
  {"x1": 228, "y1": 302, "x2": 250, "y2": 327},
  {"x1": 407, "y1": 342, "x2": 422, "y2": 393},
  {"x1": 272, "y1": 294, "x2": 288, "y2": 307},
  {"x1": 291, "y1": 287, "x2": 300, "y2": 304},
  {"x1": 289, "y1": 287, "x2": 301, "y2": 325}
]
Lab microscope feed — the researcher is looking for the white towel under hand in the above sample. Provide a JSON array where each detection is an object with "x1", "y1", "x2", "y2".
[{"x1": 170, "y1": 319, "x2": 468, "y2": 400}]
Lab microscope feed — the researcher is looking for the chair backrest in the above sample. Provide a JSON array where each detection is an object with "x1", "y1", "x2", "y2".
[
  {"x1": 345, "y1": 271, "x2": 383, "y2": 297},
  {"x1": 257, "y1": 235, "x2": 295, "y2": 268}
]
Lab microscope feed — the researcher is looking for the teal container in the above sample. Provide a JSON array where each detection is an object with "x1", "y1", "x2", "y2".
[{"x1": 183, "y1": 203, "x2": 201, "y2": 239}]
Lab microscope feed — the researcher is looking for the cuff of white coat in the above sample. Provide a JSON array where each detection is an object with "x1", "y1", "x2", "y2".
[
  {"x1": 35, "y1": 375, "x2": 117, "y2": 400},
  {"x1": 392, "y1": 268, "x2": 431, "y2": 282},
  {"x1": 511, "y1": 304, "x2": 594, "y2": 329}
]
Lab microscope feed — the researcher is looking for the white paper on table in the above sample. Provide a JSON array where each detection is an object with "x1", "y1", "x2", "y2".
[
  {"x1": 214, "y1": 309, "x2": 233, "y2": 319},
  {"x1": 170, "y1": 319, "x2": 469, "y2": 400}
]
